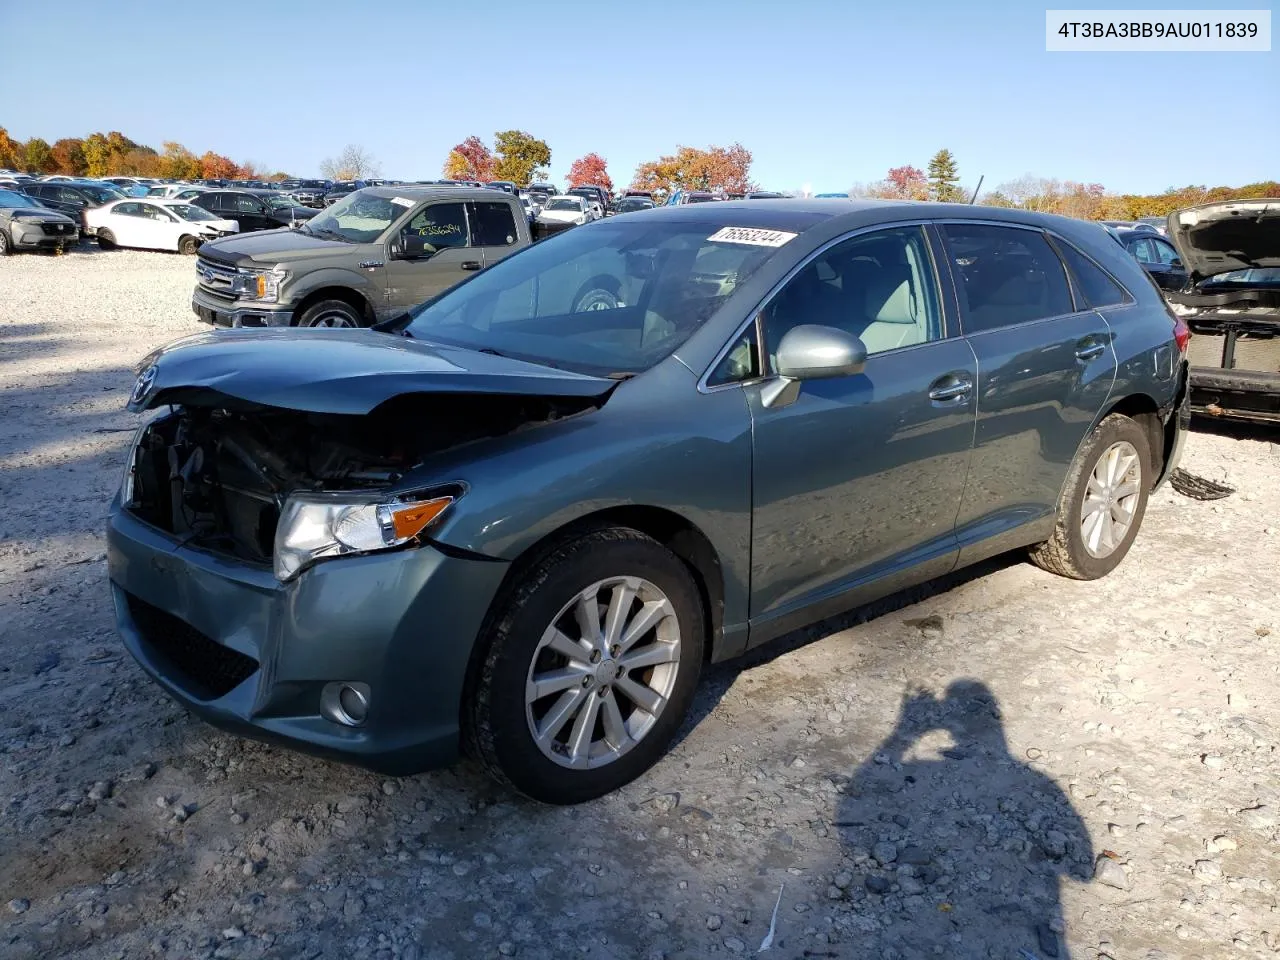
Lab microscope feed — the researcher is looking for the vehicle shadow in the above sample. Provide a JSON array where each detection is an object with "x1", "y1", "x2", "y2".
[
  {"x1": 1190, "y1": 413, "x2": 1279, "y2": 444},
  {"x1": 831, "y1": 679, "x2": 1093, "y2": 958}
]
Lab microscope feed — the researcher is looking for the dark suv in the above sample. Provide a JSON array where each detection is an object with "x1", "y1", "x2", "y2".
[
  {"x1": 112, "y1": 200, "x2": 1188, "y2": 805},
  {"x1": 1108, "y1": 223, "x2": 1188, "y2": 292},
  {"x1": 21, "y1": 181, "x2": 124, "y2": 236},
  {"x1": 190, "y1": 189, "x2": 317, "y2": 233}
]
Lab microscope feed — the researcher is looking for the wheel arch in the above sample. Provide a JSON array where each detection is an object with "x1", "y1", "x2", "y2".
[
  {"x1": 1096, "y1": 392, "x2": 1165, "y2": 483},
  {"x1": 292, "y1": 285, "x2": 377, "y2": 326}
]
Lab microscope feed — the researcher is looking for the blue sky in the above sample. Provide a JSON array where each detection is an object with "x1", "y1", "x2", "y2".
[{"x1": 1, "y1": 0, "x2": 1275, "y2": 194}]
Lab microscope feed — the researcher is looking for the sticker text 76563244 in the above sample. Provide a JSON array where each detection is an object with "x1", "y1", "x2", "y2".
[{"x1": 706, "y1": 227, "x2": 798, "y2": 247}]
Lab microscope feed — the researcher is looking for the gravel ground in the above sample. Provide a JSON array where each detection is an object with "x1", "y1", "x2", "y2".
[{"x1": 2, "y1": 248, "x2": 1278, "y2": 960}]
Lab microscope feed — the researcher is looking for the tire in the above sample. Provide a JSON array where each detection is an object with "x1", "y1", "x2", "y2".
[
  {"x1": 1029, "y1": 413, "x2": 1152, "y2": 580},
  {"x1": 96, "y1": 229, "x2": 116, "y2": 251},
  {"x1": 0, "y1": 230, "x2": 10, "y2": 256},
  {"x1": 572, "y1": 276, "x2": 622, "y2": 312},
  {"x1": 296, "y1": 298, "x2": 363, "y2": 328},
  {"x1": 465, "y1": 527, "x2": 705, "y2": 805},
  {"x1": 177, "y1": 235, "x2": 199, "y2": 256}
]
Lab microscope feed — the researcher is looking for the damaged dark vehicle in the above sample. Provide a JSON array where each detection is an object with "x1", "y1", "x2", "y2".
[
  {"x1": 1166, "y1": 199, "x2": 1280, "y2": 423},
  {"x1": 109, "y1": 201, "x2": 1188, "y2": 805}
]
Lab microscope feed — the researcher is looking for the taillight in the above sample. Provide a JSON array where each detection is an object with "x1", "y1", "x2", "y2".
[{"x1": 1172, "y1": 315, "x2": 1191, "y2": 354}]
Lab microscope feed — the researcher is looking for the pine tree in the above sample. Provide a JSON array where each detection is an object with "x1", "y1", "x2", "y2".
[{"x1": 927, "y1": 149, "x2": 962, "y2": 203}]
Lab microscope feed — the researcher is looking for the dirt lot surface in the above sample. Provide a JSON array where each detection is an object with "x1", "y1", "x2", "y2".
[{"x1": 2, "y1": 249, "x2": 1278, "y2": 960}]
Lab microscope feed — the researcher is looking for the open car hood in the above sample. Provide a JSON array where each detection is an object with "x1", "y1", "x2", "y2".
[
  {"x1": 127, "y1": 328, "x2": 615, "y2": 415},
  {"x1": 1168, "y1": 199, "x2": 1280, "y2": 283}
]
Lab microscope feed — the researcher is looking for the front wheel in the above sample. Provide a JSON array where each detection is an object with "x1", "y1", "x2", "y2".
[
  {"x1": 1029, "y1": 412, "x2": 1152, "y2": 580},
  {"x1": 296, "y1": 298, "x2": 363, "y2": 328},
  {"x1": 96, "y1": 229, "x2": 116, "y2": 251},
  {"x1": 0, "y1": 230, "x2": 10, "y2": 256},
  {"x1": 177, "y1": 235, "x2": 199, "y2": 256},
  {"x1": 465, "y1": 527, "x2": 705, "y2": 804}
]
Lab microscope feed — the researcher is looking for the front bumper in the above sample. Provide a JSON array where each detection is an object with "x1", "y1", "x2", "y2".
[
  {"x1": 107, "y1": 501, "x2": 509, "y2": 774},
  {"x1": 10, "y1": 222, "x2": 79, "y2": 248},
  {"x1": 192, "y1": 286, "x2": 294, "y2": 328},
  {"x1": 1190, "y1": 366, "x2": 1280, "y2": 424}
]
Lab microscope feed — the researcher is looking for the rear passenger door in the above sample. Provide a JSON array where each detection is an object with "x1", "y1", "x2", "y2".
[
  {"x1": 940, "y1": 222, "x2": 1117, "y2": 564},
  {"x1": 469, "y1": 200, "x2": 523, "y2": 268}
]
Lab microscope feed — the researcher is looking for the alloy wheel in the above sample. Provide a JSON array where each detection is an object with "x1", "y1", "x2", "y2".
[
  {"x1": 525, "y1": 576, "x2": 681, "y2": 770},
  {"x1": 1080, "y1": 440, "x2": 1142, "y2": 558}
]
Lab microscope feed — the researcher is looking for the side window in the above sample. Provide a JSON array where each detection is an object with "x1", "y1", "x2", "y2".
[
  {"x1": 708, "y1": 322, "x2": 762, "y2": 386},
  {"x1": 1152, "y1": 238, "x2": 1181, "y2": 265},
  {"x1": 941, "y1": 223, "x2": 1074, "y2": 333},
  {"x1": 404, "y1": 202, "x2": 469, "y2": 249},
  {"x1": 1051, "y1": 239, "x2": 1129, "y2": 308},
  {"x1": 114, "y1": 202, "x2": 140, "y2": 216},
  {"x1": 200, "y1": 193, "x2": 224, "y2": 211},
  {"x1": 470, "y1": 201, "x2": 518, "y2": 246},
  {"x1": 1127, "y1": 237, "x2": 1157, "y2": 263},
  {"x1": 233, "y1": 194, "x2": 262, "y2": 214},
  {"x1": 58, "y1": 187, "x2": 84, "y2": 204},
  {"x1": 142, "y1": 204, "x2": 175, "y2": 221},
  {"x1": 761, "y1": 226, "x2": 943, "y2": 364}
]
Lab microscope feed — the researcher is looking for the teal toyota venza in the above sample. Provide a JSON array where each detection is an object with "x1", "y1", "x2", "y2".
[{"x1": 109, "y1": 200, "x2": 1189, "y2": 804}]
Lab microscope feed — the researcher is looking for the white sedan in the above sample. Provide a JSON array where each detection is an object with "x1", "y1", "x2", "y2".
[
  {"x1": 85, "y1": 199, "x2": 238, "y2": 255},
  {"x1": 536, "y1": 195, "x2": 591, "y2": 228}
]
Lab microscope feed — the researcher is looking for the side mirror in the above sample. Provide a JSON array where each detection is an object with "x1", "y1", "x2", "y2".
[
  {"x1": 762, "y1": 324, "x2": 867, "y2": 408},
  {"x1": 1171, "y1": 258, "x2": 1183, "y2": 269},
  {"x1": 393, "y1": 233, "x2": 435, "y2": 260}
]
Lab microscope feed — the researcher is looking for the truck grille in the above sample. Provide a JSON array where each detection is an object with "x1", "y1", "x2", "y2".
[
  {"x1": 196, "y1": 256, "x2": 238, "y2": 298},
  {"x1": 126, "y1": 592, "x2": 259, "y2": 701}
]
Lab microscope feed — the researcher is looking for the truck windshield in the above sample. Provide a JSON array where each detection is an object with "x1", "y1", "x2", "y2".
[
  {"x1": 404, "y1": 219, "x2": 784, "y2": 377},
  {"x1": 303, "y1": 192, "x2": 401, "y2": 243}
]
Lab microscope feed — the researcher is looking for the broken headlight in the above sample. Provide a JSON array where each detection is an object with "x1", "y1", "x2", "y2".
[{"x1": 273, "y1": 491, "x2": 456, "y2": 581}]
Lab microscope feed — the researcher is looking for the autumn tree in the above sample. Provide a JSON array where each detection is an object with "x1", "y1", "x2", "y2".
[
  {"x1": 443, "y1": 135, "x2": 495, "y2": 181},
  {"x1": 200, "y1": 151, "x2": 238, "y2": 179},
  {"x1": 320, "y1": 144, "x2": 379, "y2": 180},
  {"x1": 23, "y1": 138, "x2": 55, "y2": 173},
  {"x1": 566, "y1": 153, "x2": 613, "y2": 192},
  {"x1": 927, "y1": 149, "x2": 962, "y2": 202},
  {"x1": 492, "y1": 130, "x2": 551, "y2": 186},
  {"x1": 631, "y1": 143, "x2": 754, "y2": 198},
  {"x1": 157, "y1": 141, "x2": 200, "y2": 179},
  {"x1": 235, "y1": 159, "x2": 265, "y2": 179},
  {"x1": 49, "y1": 138, "x2": 86, "y2": 176},
  {"x1": 884, "y1": 164, "x2": 928, "y2": 200},
  {"x1": 0, "y1": 127, "x2": 20, "y2": 170}
]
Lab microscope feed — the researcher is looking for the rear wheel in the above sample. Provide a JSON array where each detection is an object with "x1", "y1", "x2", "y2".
[
  {"x1": 0, "y1": 230, "x2": 10, "y2": 256},
  {"x1": 297, "y1": 298, "x2": 362, "y2": 328},
  {"x1": 1029, "y1": 413, "x2": 1152, "y2": 580},
  {"x1": 465, "y1": 527, "x2": 705, "y2": 804},
  {"x1": 177, "y1": 235, "x2": 199, "y2": 256},
  {"x1": 96, "y1": 229, "x2": 116, "y2": 251}
]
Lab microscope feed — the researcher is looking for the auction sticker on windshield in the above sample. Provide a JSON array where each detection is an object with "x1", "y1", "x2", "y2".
[
  {"x1": 707, "y1": 227, "x2": 798, "y2": 247},
  {"x1": 391, "y1": 197, "x2": 414, "y2": 207}
]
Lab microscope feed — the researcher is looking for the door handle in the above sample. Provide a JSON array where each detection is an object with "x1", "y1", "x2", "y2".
[
  {"x1": 461, "y1": 260, "x2": 481, "y2": 271},
  {"x1": 1075, "y1": 339, "x2": 1106, "y2": 361},
  {"x1": 928, "y1": 376, "x2": 972, "y2": 402}
]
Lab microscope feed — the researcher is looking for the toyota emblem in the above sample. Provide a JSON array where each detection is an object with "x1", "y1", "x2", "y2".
[{"x1": 130, "y1": 364, "x2": 158, "y2": 406}]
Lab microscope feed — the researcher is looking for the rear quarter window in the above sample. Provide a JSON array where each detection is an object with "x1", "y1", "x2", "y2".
[{"x1": 1050, "y1": 238, "x2": 1131, "y2": 308}]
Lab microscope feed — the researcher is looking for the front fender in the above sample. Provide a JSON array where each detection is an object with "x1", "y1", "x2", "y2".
[{"x1": 285, "y1": 267, "x2": 384, "y2": 313}]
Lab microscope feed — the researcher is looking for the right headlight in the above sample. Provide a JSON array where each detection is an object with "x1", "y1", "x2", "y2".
[{"x1": 273, "y1": 490, "x2": 458, "y2": 581}]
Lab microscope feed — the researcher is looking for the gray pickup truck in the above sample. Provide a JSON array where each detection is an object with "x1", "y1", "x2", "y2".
[{"x1": 191, "y1": 187, "x2": 532, "y2": 328}]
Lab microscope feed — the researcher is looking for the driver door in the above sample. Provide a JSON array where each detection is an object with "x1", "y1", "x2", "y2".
[{"x1": 383, "y1": 201, "x2": 479, "y2": 312}]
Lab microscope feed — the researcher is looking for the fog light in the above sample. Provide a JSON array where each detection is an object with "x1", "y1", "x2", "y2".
[{"x1": 321, "y1": 682, "x2": 370, "y2": 727}]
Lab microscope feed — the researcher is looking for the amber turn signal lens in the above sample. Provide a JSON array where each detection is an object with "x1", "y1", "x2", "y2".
[
  {"x1": 255, "y1": 274, "x2": 267, "y2": 298},
  {"x1": 386, "y1": 497, "x2": 453, "y2": 540}
]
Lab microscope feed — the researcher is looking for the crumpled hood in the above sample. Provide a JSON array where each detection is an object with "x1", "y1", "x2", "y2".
[
  {"x1": 127, "y1": 328, "x2": 615, "y2": 415},
  {"x1": 197, "y1": 228, "x2": 359, "y2": 266},
  {"x1": 1169, "y1": 199, "x2": 1280, "y2": 283}
]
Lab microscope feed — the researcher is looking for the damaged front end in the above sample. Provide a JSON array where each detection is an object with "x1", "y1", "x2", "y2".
[{"x1": 122, "y1": 391, "x2": 599, "y2": 579}]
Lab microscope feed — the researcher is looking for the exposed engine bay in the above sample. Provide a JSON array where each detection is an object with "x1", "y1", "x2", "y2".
[{"x1": 126, "y1": 392, "x2": 598, "y2": 563}]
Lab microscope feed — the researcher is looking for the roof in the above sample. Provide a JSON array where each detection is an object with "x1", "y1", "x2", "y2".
[{"x1": 362, "y1": 186, "x2": 517, "y2": 203}]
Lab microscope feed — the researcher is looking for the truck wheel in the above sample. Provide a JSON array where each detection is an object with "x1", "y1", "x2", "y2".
[
  {"x1": 572, "y1": 276, "x2": 621, "y2": 312},
  {"x1": 178, "y1": 235, "x2": 199, "y2": 256},
  {"x1": 465, "y1": 527, "x2": 705, "y2": 805},
  {"x1": 96, "y1": 229, "x2": 117, "y2": 251},
  {"x1": 1029, "y1": 413, "x2": 1152, "y2": 580},
  {"x1": 297, "y1": 299, "x2": 362, "y2": 328}
]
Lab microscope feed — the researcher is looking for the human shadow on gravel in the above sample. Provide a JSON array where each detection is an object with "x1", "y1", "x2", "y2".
[{"x1": 833, "y1": 680, "x2": 1094, "y2": 960}]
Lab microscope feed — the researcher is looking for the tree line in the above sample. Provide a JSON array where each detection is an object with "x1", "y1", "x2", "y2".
[{"x1": 0, "y1": 127, "x2": 281, "y2": 181}]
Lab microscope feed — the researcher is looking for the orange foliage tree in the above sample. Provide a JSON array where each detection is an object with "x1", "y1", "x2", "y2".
[{"x1": 566, "y1": 153, "x2": 613, "y2": 192}]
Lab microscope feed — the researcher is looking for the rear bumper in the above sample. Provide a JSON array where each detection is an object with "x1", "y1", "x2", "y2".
[
  {"x1": 192, "y1": 287, "x2": 293, "y2": 328},
  {"x1": 107, "y1": 500, "x2": 508, "y2": 775},
  {"x1": 1190, "y1": 366, "x2": 1280, "y2": 423},
  {"x1": 1157, "y1": 364, "x2": 1192, "y2": 488}
]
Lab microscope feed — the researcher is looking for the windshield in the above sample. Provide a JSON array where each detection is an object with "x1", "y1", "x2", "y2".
[
  {"x1": 1202, "y1": 267, "x2": 1280, "y2": 287},
  {"x1": 0, "y1": 189, "x2": 37, "y2": 208},
  {"x1": 264, "y1": 194, "x2": 297, "y2": 209},
  {"x1": 404, "y1": 218, "x2": 783, "y2": 376},
  {"x1": 303, "y1": 191, "x2": 401, "y2": 243},
  {"x1": 82, "y1": 186, "x2": 125, "y2": 204},
  {"x1": 168, "y1": 203, "x2": 218, "y2": 221},
  {"x1": 545, "y1": 198, "x2": 581, "y2": 211}
]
